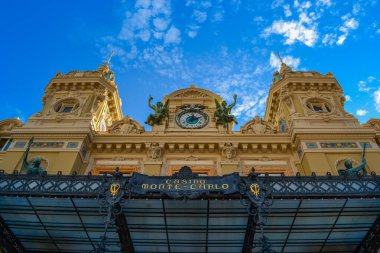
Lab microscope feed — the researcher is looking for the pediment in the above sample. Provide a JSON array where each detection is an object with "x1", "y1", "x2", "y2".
[
  {"x1": 165, "y1": 85, "x2": 221, "y2": 101},
  {"x1": 109, "y1": 116, "x2": 144, "y2": 134},
  {"x1": 240, "y1": 116, "x2": 276, "y2": 134}
]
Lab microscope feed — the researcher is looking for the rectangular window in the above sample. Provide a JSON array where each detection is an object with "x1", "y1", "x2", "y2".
[
  {"x1": 0, "y1": 138, "x2": 9, "y2": 150},
  {"x1": 1, "y1": 138, "x2": 12, "y2": 151}
]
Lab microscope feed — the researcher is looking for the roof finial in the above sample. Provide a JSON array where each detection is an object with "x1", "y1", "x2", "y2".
[
  {"x1": 106, "y1": 50, "x2": 115, "y2": 65},
  {"x1": 276, "y1": 52, "x2": 283, "y2": 64}
]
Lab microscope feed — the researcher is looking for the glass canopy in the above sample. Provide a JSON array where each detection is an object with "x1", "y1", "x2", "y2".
[{"x1": 1, "y1": 196, "x2": 379, "y2": 253}]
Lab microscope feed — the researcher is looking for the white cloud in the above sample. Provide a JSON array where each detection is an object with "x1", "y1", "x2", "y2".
[
  {"x1": 358, "y1": 77, "x2": 376, "y2": 92},
  {"x1": 356, "y1": 109, "x2": 368, "y2": 116},
  {"x1": 152, "y1": 0, "x2": 171, "y2": 16},
  {"x1": 193, "y1": 10, "x2": 207, "y2": 23},
  {"x1": 298, "y1": 1, "x2": 312, "y2": 9},
  {"x1": 323, "y1": 16, "x2": 359, "y2": 46},
  {"x1": 137, "y1": 29, "x2": 151, "y2": 41},
  {"x1": 135, "y1": 0, "x2": 150, "y2": 9},
  {"x1": 263, "y1": 20, "x2": 318, "y2": 47},
  {"x1": 344, "y1": 95, "x2": 351, "y2": 102},
  {"x1": 375, "y1": 87, "x2": 380, "y2": 112},
  {"x1": 212, "y1": 10, "x2": 224, "y2": 22},
  {"x1": 358, "y1": 81, "x2": 371, "y2": 92},
  {"x1": 271, "y1": 0, "x2": 284, "y2": 9},
  {"x1": 343, "y1": 17, "x2": 359, "y2": 30},
  {"x1": 269, "y1": 52, "x2": 300, "y2": 70},
  {"x1": 368, "y1": 76, "x2": 376, "y2": 82},
  {"x1": 253, "y1": 16, "x2": 264, "y2": 23},
  {"x1": 153, "y1": 17, "x2": 170, "y2": 31},
  {"x1": 316, "y1": 0, "x2": 331, "y2": 7},
  {"x1": 283, "y1": 5, "x2": 292, "y2": 17},
  {"x1": 263, "y1": 3, "x2": 321, "y2": 47},
  {"x1": 352, "y1": 3, "x2": 361, "y2": 15},
  {"x1": 187, "y1": 30, "x2": 197, "y2": 38},
  {"x1": 377, "y1": 29, "x2": 380, "y2": 34},
  {"x1": 164, "y1": 26, "x2": 181, "y2": 44},
  {"x1": 324, "y1": 18, "x2": 356, "y2": 45},
  {"x1": 336, "y1": 35, "x2": 346, "y2": 45}
]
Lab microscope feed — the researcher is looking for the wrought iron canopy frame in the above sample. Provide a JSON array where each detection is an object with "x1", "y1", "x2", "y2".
[
  {"x1": 0, "y1": 172, "x2": 379, "y2": 199},
  {"x1": 0, "y1": 169, "x2": 379, "y2": 253}
]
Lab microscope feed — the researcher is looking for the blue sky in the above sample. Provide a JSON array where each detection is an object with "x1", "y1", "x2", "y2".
[{"x1": 0, "y1": 0, "x2": 379, "y2": 128}]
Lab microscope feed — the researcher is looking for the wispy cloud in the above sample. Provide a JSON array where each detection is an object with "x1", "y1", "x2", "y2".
[
  {"x1": 356, "y1": 109, "x2": 368, "y2": 116},
  {"x1": 97, "y1": 0, "x2": 376, "y2": 124},
  {"x1": 269, "y1": 52, "x2": 300, "y2": 70},
  {"x1": 345, "y1": 95, "x2": 352, "y2": 102},
  {"x1": 322, "y1": 3, "x2": 362, "y2": 46},
  {"x1": 264, "y1": 0, "x2": 367, "y2": 47},
  {"x1": 262, "y1": 1, "x2": 319, "y2": 47},
  {"x1": 375, "y1": 87, "x2": 380, "y2": 112},
  {"x1": 358, "y1": 76, "x2": 376, "y2": 92}
]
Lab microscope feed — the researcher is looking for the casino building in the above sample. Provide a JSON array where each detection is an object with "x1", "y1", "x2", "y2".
[{"x1": 0, "y1": 61, "x2": 379, "y2": 253}]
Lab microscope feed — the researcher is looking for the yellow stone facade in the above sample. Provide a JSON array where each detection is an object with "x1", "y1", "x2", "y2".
[{"x1": 0, "y1": 62, "x2": 379, "y2": 176}]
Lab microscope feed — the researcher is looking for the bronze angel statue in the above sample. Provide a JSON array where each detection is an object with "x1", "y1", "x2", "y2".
[
  {"x1": 214, "y1": 94, "x2": 238, "y2": 127},
  {"x1": 145, "y1": 96, "x2": 169, "y2": 126}
]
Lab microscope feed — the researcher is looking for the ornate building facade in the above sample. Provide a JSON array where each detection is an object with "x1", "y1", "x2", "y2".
[
  {"x1": 0, "y1": 61, "x2": 380, "y2": 253},
  {"x1": 0, "y1": 61, "x2": 379, "y2": 177}
]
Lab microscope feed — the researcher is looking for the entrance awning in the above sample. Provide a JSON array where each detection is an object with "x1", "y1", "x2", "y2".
[{"x1": 0, "y1": 170, "x2": 379, "y2": 253}]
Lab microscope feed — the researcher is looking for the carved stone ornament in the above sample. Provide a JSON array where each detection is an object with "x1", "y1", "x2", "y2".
[
  {"x1": 241, "y1": 116, "x2": 276, "y2": 134},
  {"x1": 363, "y1": 119, "x2": 380, "y2": 130},
  {"x1": 0, "y1": 118, "x2": 23, "y2": 132},
  {"x1": 109, "y1": 116, "x2": 144, "y2": 134},
  {"x1": 147, "y1": 143, "x2": 162, "y2": 160},
  {"x1": 92, "y1": 89, "x2": 107, "y2": 113},
  {"x1": 185, "y1": 155, "x2": 199, "y2": 161},
  {"x1": 221, "y1": 143, "x2": 236, "y2": 160},
  {"x1": 340, "y1": 95, "x2": 346, "y2": 106},
  {"x1": 42, "y1": 90, "x2": 54, "y2": 106},
  {"x1": 173, "y1": 90, "x2": 211, "y2": 98}
]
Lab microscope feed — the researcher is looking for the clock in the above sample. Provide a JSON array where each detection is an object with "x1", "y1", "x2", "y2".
[{"x1": 176, "y1": 110, "x2": 208, "y2": 129}]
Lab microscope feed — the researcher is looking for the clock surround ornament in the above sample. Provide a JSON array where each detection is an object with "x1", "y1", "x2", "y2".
[{"x1": 176, "y1": 104, "x2": 209, "y2": 129}]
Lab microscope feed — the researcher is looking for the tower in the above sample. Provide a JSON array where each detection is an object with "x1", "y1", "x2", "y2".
[
  {"x1": 265, "y1": 63, "x2": 379, "y2": 175},
  {"x1": 1, "y1": 61, "x2": 123, "y2": 174}
]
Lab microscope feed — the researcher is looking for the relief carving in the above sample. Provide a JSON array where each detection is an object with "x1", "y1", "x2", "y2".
[
  {"x1": 92, "y1": 89, "x2": 107, "y2": 113},
  {"x1": 109, "y1": 116, "x2": 144, "y2": 134},
  {"x1": 147, "y1": 143, "x2": 162, "y2": 160},
  {"x1": 221, "y1": 143, "x2": 236, "y2": 160},
  {"x1": 241, "y1": 116, "x2": 276, "y2": 134},
  {"x1": 185, "y1": 155, "x2": 199, "y2": 161},
  {"x1": 174, "y1": 90, "x2": 211, "y2": 98},
  {"x1": 363, "y1": 119, "x2": 380, "y2": 130}
]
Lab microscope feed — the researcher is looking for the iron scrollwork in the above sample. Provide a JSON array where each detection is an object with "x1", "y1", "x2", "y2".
[
  {"x1": 240, "y1": 168, "x2": 275, "y2": 253},
  {"x1": 91, "y1": 167, "x2": 130, "y2": 253}
]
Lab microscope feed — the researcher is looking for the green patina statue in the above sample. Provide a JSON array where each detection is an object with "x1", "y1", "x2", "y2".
[
  {"x1": 214, "y1": 94, "x2": 238, "y2": 128},
  {"x1": 338, "y1": 144, "x2": 367, "y2": 176},
  {"x1": 145, "y1": 96, "x2": 169, "y2": 126},
  {"x1": 26, "y1": 157, "x2": 46, "y2": 176}
]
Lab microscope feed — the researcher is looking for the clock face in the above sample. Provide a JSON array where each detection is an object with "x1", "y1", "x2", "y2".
[{"x1": 176, "y1": 111, "x2": 208, "y2": 129}]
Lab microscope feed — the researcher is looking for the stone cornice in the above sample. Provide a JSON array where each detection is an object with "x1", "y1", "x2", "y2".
[{"x1": 46, "y1": 76, "x2": 117, "y2": 93}]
